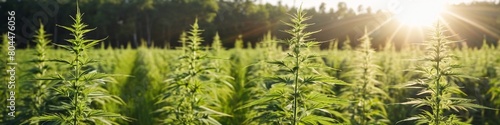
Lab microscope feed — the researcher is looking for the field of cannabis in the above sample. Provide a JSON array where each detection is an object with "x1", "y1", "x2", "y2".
[{"x1": 2, "y1": 4, "x2": 500, "y2": 125}]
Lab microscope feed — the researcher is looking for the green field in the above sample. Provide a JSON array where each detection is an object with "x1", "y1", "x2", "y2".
[
  {"x1": 3, "y1": 38, "x2": 500, "y2": 124},
  {"x1": 2, "y1": 4, "x2": 500, "y2": 125}
]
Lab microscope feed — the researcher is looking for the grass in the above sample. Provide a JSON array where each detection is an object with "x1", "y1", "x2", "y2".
[{"x1": 341, "y1": 30, "x2": 389, "y2": 125}]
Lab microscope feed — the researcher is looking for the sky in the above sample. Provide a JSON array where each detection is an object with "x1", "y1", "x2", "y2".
[{"x1": 259, "y1": 0, "x2": 500, "y2": 12}]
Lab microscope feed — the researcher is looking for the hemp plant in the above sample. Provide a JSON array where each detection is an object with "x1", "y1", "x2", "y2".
[
  {"x1": 211, "y1": 32, "x2": 223, "y2": 53},
  {"x1": 28, "y1": 3, "x2": 127, "y2": 124},
  {"x1": 22, "y1": 23, "x2": 53, "y2": 122},
  {"x1": 341, "y1": 29, "x2": 389, "y2": 125},
  {"x1": 156, "y1": 19, "x2": 229, "y2": 124},
  {"x1": 402, "y1": 22, "x2": 489, "y2": 125},
  {"x1": 209, "y1": 32, "x2": 225, "y2": 73},
  {"x1": 243, "y1": 8, "x2": 347, "y2": 125},
  {"x1": 179, "y1": 31, "x2": 188, "y2": 54},
  {"x1": 249, "y1": 31, "x2": 280, "y2": 91}
]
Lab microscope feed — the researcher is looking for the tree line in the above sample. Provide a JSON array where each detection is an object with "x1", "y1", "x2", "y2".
[{"x1": 1, "y1": 0, "x2": 499, "y2": 49}]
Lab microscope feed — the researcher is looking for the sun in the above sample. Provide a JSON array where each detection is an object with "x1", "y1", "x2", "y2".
[{"x1": 394, "y1": 0, "x2": 447, "y2": 27}]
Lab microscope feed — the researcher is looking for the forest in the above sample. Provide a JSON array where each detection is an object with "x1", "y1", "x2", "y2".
[{"x1": 0, "y1": 0, "x2": 499, "y2": 49}]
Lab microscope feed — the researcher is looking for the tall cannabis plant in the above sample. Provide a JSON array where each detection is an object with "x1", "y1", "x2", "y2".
[
  {"x1": 402, "y1": 22, "x2": 489, "y2": 125},
  {"x1": 156, "y1": 19, "x2": 229, "y2": 124},
  {"x1": 341, "y1": 29, "x2": 389, "y2": 125},
  {"x1": 22, "y1": 23, "x2": 53, "y2": 122},
  {"x1": 250, "y1": 31, "x2": 280, "y2": 88},
  {"x1": 210, "y1": 32, "x2": 224, "y2": 73},
  {"x1": 243, "y1": 8, "x2": 347, "y2": 125},
  {"x1": 28, "y1": 3, "x2": 127, "y2": 124}
]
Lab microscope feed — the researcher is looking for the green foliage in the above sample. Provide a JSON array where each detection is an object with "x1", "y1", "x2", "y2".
[
  {"x1": 342, "y1": 36, "x2": 352, "y2": 50},
  {"x1": 179, "y1": 31, "x2": 188, "y2": 54},
  {"x1": 27, "y1": 3, "x2": 127, "y2": 124},
  {"x1": 235, "y1": 35, "x2": 244, "y2": 49},
  {"x1": 243, "y1": 8, "x2": 347, "y2": 125},
  {"x1": 232, "y1": 32, "x2": 280, "y2": 124},
  {"x1": 210, "y1": 50, "x2": 253, "y2": 125},
  {"x1": 212, "y1": 32, "x2": 223, "y2": 52},
  {"x1": 0, "y1": 34, "x2": 9, "y2": 123},
  {"x1": 19, "y1": 23, "x2": 53, "y2": 124},
  {"x1": 341, "y1": 30, "x2": 389, "y2": 125},
  {"x1": 119, "y1": 48, "x2": 164, "y2": 125},
  {"x1": 3, "y1": 2, "x2": 500, "y2": 125},
  {"x1": 156, "y1": 19, "x2": 229, "y2": 124},
  {"x1": 402, "y1": 22, "x2": 490, "y2": 125},
  {"x1": 5, "y1": 31, "x2": 500, "y2": 125}
]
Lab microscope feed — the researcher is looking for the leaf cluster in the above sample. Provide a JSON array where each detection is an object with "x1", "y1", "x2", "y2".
[
  {"x1": 156, "y1": 19, "x2": 230, "y2": 125},
  {"x1": 402, "y1": 22, "x2": 490, "y2": 125},
  {"x1": 27, "y1": 3, "x2": 127, "y2": 125}
]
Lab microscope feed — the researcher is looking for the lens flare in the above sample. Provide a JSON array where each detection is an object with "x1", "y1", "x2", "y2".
[{"x1": 394, "y1": 0, "x2": 447, "y2": 27}]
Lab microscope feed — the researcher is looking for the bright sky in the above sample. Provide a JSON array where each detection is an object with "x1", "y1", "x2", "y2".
[{"x1": 260, "y1": 0, "x2": 500, "y2": 12}]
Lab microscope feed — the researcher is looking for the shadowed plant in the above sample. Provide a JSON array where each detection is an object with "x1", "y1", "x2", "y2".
[
  {"x1": 341, "y1": 29, "x2": 390, "y2": 125},
  {"x1": 212, "y1": 32, "x2": 223, "y2": 53},
  {"x1": 235, "y1": 35, "x2": 244, "y2": 49}
]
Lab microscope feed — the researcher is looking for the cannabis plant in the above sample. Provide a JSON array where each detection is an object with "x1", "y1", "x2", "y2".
[
  {"x1": 179, "y1": 31, "x2": 188, "y2": 54},
  {"x1": 209, "y1": 32, "x2": 225, "y2": 73},
  {"x1": 402, "y1": 22, "x2": 489, "y2": 125},
  {"x1": 156, "y1": 19, "x2": 229, "y2": 124},
  {"x1": 212, "y1": 32, "x2": 223, "y2": 53},
  {"x1": 21, "y1": 23, "x2": 53, "y2": 123},
  {"x1": 341, "y1": 30, "x2": 389, "y2": 125},
  {"x1": 243, "y1": 8, "x2": 347, "y2": 125},
  {"x1": 250, "y1": 31, "x2": 280, "y2": 91},
  {"x1": 28, "y1": 3, "x2": 127, "y2": 124}
]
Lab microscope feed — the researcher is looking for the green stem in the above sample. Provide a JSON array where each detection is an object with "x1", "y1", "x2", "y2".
[
  {"x1": 434, "y1": 22, "x2": 442, "y2": 125},
  {"x1": 292, "y1": 27, "x2": 302, "y2": 125},
  {"x1": 293, "y1": 52, "x2": 299, "y2": 125},
  {"x1": 74, "y1": 51, "x2": 80, "y2": 125},
  {"x1": 361, "y1": 59, "x2": 368, "y2": 125}
]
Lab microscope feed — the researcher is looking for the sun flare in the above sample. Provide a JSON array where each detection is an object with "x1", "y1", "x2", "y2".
[{"x1": 394, "y1": 0, "x2": 447, "y2": 27}]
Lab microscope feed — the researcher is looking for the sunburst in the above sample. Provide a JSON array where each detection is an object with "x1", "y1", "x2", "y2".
[{"x1": 394, "y1": 0, "x2": 448, "y2": 27}]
